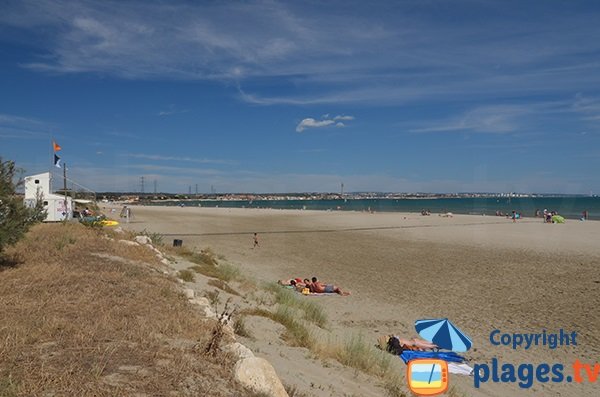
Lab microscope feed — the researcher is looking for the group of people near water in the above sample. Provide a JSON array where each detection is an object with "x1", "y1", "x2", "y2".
[{"x1": 278, "y1": 277, "x2": 350, "y2": 295}]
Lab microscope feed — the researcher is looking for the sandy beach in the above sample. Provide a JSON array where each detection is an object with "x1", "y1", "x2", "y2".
[{"x1": 114, "y1": 205, "x2": 600, "y2": 396}]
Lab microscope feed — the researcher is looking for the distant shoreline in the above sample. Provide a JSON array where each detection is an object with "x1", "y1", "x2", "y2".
[{"x1": 121, "y1": 196, "x2": 600, "y2": 221}]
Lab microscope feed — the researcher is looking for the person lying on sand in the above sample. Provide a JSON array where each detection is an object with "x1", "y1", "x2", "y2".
[
  {"x1": 310, "y1": 276, "x2": 350, "y2": 295},
  {"x1": 397, "y1": 337, "x2": 438, "y2": 351},
  {"x1": 378, "y1": 335, "x2": 438, "y2": 353},
  {"x1": 278, "y1": 278, "x2": 303, "y2": 286},
  {"x1": 277, "y1": 278, "x2": 307, "y2": 291}
]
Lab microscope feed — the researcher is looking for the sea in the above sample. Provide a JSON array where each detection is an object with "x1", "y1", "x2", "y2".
[{"x1": 150, "y1": 197, "x2": 600, "y2": 220}]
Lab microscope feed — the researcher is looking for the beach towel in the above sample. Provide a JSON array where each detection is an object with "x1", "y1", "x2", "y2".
[
  {"x1": 552, "y1": 215, "x2": 565, "y2": 223},
  {"x1": 400, "y1": 350, "x2": 465, "y2": 364}
]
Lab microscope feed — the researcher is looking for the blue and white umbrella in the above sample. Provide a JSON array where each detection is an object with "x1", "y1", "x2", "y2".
[{"x1": 415, "y1": 318, "x2": 472, "y2": 352}]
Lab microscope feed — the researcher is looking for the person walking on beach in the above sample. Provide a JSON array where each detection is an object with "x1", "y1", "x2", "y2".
[{"x1": 253, "y1": 232, "x2": 259, "y2": 248}]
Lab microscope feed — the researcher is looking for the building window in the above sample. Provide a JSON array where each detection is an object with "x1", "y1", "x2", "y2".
[
  {"x1": 35, "y1": 179, "x2": 39, "y2": 184},
  {"x1": 43, "y1": 201, "x2": 48, "y2": 205}
]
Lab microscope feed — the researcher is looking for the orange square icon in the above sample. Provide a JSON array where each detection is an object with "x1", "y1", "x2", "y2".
[{"x1": 407, "y1": 359, "x2": 449, "y2": 396}]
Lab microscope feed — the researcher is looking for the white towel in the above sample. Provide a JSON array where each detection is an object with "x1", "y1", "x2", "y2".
[{"x1": 448, "y1": 362, "x2": 474, "y2": 376}]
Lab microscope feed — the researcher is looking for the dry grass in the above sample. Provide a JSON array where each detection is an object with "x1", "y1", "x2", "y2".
[
  {"x1": 169, "y1": 247, "x2": 242, "y2": 282},
  {"x1": 207, "y1": 278, "x2": 240, "y2": 296},
  {"x1": 0, "y1": 223, "x2": 248, "y2": 397},
  {"x1": 178, "y1": 269, "x2": 196, "y2": 282},
  {"x1": 263, "y1": 283, "x2": 327, "y2": 328},
  {"x1": 242, "y1": 307, "x2": 314, "y2": 349}
]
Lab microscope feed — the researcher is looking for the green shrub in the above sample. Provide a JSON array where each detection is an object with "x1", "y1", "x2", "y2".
[{"x1": 0, "y1": 158, "x2": 46, "y2": 253}]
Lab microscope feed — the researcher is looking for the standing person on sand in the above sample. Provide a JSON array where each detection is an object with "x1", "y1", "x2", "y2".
[{"x1": 253, "y1": 232, "x2": 259, "y2": 248}]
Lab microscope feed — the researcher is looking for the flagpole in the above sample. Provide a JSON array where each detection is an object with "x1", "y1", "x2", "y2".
[
  {"x1": 49, "y1": 138, "x2": 53, "y2": 186},
  {"x1": 64, "y1": 162, "x2": 68, "y2": 219}
]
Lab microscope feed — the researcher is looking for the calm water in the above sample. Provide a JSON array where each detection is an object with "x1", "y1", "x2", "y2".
[{"x1": 151, "y1": 197, "x2": 600, "y2": 220}]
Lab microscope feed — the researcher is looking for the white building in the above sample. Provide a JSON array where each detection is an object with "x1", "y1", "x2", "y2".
[{"x1": 23, "y1": 172, "x2": 73, "y2": 222}]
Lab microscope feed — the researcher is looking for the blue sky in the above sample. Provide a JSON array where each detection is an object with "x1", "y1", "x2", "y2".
[{"x1": 1, "y1": 0, "x2": 599, "y2": 194}]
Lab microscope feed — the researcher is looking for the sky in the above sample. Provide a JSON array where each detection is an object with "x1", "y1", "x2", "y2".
[{"x1": 1, "y1": 0, "x2": 599, "y2": 194}]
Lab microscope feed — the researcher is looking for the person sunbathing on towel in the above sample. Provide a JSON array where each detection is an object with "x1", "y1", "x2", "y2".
[
  {"x1": 278, "y1": 278, "x2": 307, "y2": 291},
  {"x1": 397, "y1": 337, "x2": 438, "y2": 351},
  {"x1": 310, "y1": 277, "x2": 350, "y2": 295},
  {"x1": 278, "y1": 278, "x2": 303, "y2": 286}
]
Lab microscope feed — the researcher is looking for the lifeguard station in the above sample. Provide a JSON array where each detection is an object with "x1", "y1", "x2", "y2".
[{"x1": 23, "y1": 172, "x2": 73, "y2": 222}]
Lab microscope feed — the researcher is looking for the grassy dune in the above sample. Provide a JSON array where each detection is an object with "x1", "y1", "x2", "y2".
[{"x1": 0, "y1": 223, "x2": 248, "y2": 397}]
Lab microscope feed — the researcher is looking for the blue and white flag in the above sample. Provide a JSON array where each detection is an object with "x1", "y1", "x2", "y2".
[{"x1": 54, "y1": 154, "x2": 61, "y2": 168}]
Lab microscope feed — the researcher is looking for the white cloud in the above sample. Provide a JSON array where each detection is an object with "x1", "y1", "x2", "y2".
[
  {"x1": 296, "y1": 118, "x2": 335, "y2": 132},
  {"x1": 5, "y1": 1, "x2": 600, "y2": 107},
  {"x1": 296, "y1": 114, "x2": 354, "y2": 132},
  {"x1": 408, "y1": 103, "x2": 564, "y2": 134},
  {"x1": 127, "y1": 153, "x2": 235, "y2": 165},
  {"x1": 157, "y1": 104, "x2": 189, "y2": 116},
  {"x1": 0, "y1": 113, "x2": 53, "y2": 140}
]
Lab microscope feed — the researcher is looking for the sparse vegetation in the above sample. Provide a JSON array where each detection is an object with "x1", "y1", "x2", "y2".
[
  {"x1": 0, "y1": 158, "x2": 46, "y2": 255},
  {"x1": 243, "y1": 306, "x2": 314, "y2": 349},
  {"x1": 284, "y1": 383, "x2": 311, "y2": 397},
  {"x1": 384, "y1": 378, "x2": 407, "y2": 397},
  {"x1": 139, "y1": 229, "x2": 164, "y2": 246},
  {"x1": 203, "y1": 289, "x2": 221, "y2": 306},
  {"x1": 0, "y1": 223, "x2": 248, "y2": 396},
  {"x1": 178, "y1": 247, "x2": 242, "y2": 282},
  {"x1": 178, "y1": 269, "x2": 195, "y2": 282},
  {"x1": 204, "y1": 299, "x2": 236, "y2": 357},
  {"x1": 337, "y1": 334, "x2": 392, "y2": 375},
  {"x1": 264, "y1": 283, "x2": 327, "y2": 328},
  {"x1": 233, "y1": 315, "x2": 251, "y2": 338},
  {"x1": 208, "y1": 278, "x2": 240, "y2": 295}
]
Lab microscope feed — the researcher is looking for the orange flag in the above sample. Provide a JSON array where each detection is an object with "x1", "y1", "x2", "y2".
[{"x1": 53, "y1": 140, "x2": 62, "y2": 152}]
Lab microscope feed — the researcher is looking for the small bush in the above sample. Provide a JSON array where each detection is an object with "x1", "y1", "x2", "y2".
[
  {"x1": 215, "y1": 262, "x2": 241, "y2": 282},
  {"x1": 336, "y1": 334, "x2": 392, "y2": 377},
  {"x1": 233, "y1": 315, "x2": 251, "y2": 338},
  {"x1": 178, "y1": 269, "x2": 195, "y2": 282},
  {"x1": 272, "y1": 306, "x2": 313, "y2": 348},
  {"x1": 204, "y1": 299, "x2": 235, "y2": 357},
  {"x1": 266, "y1": 284, "x2": 327, "y2": 328},
  {"x1": 139, "y1": 229, "x2": 164, "y2": 246},
  {"x1": 203, "y1": 290, "x2": 221, "y2": 306}
]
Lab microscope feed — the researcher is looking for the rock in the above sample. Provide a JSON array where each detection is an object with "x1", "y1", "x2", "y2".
[
  {"x1": 183, "y1": 288, "x2": 195, "y2": 299},
  {"x1": 114, "y1": 226, "x2": 124, "y2": 234},
  {"x1": 188, "y1": 297, "x2": 216, "y2": 318},
  {"x1": 118, "y1": 240, "x2": 139, "y2": 246},
  {"x1": 201, "y1": 306, "x2": 217, "y2": 319},
  {"x1": 189, "y1": 297, "x2": 210, "y2": 306},
  {"x1": 234, "y1": 357, "x2": 289, "y2": 397},
  {"x1": 135, "y1": 235, "x2": 152, "y2": 245},
  {"x1": 222, "y1": 342, "x2": 254, "y2": 360},
  {"x1": 161, "y1": 258, "x2": 171, "y2": 266}
]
